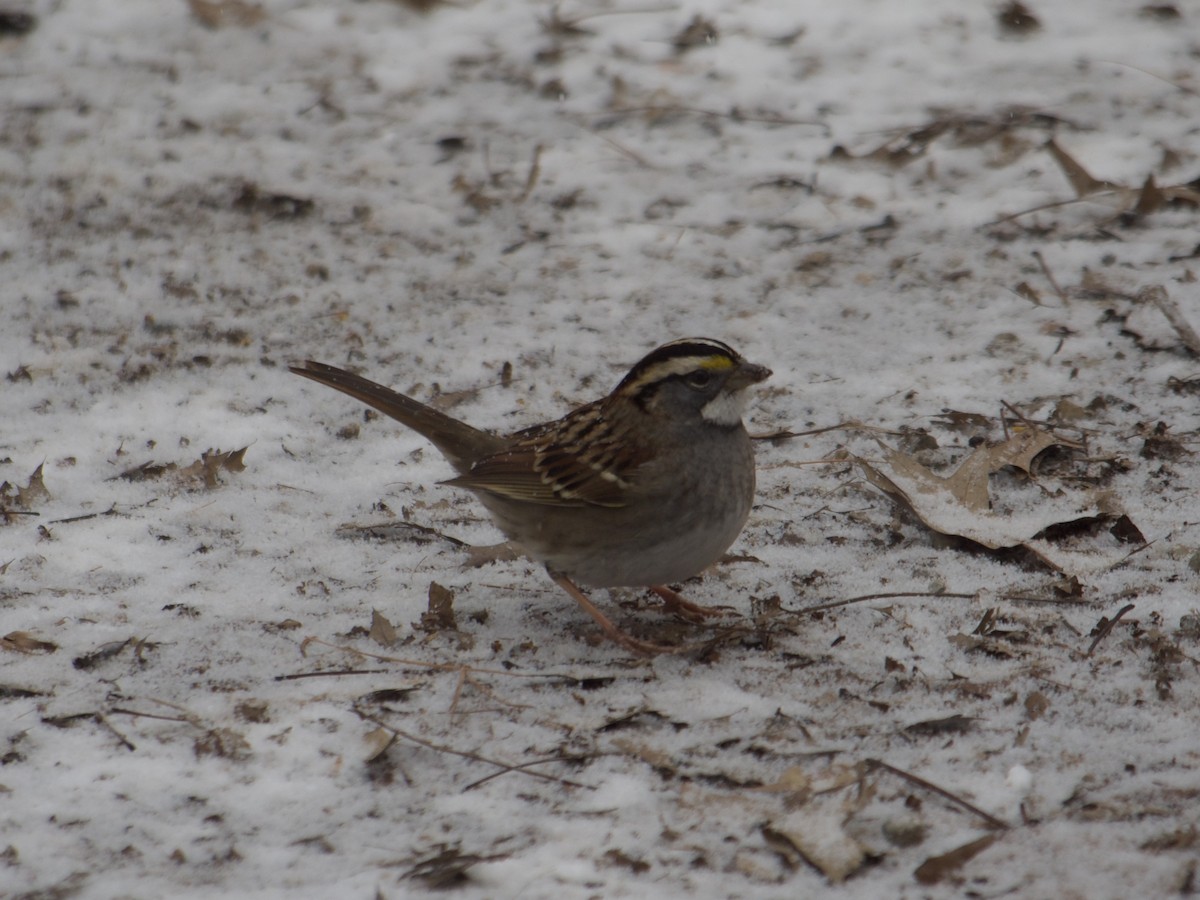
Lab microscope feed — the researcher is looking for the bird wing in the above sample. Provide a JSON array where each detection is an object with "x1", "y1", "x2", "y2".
[{"x1": 444, "y1": 401, "x2": 654, "y2": 508}]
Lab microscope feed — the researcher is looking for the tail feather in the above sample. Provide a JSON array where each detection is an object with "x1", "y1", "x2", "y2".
[{"x1": 289, "y1": 361, "x2": 504, "y2": 474}]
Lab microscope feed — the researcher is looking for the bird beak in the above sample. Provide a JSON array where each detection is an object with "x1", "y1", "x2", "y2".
[{"x1": 728, "y1": 361, "x2": 772, "y2": 390}]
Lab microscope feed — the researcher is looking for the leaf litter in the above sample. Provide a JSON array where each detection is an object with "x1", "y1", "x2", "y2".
[{"x1": 3, "y1": 1, "x2": 1200, "y2": 898}]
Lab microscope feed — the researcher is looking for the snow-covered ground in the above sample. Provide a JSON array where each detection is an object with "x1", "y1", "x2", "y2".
[{"x1": 3, "y1": 0, "x2": 1199, "y2": 896}]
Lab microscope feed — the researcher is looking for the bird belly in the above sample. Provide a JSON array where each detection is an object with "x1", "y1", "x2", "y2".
[{"x1": 475, "y1": 444, "x2": 754, "y2": 588}]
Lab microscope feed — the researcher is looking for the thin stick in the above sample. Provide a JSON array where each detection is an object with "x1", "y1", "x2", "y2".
[
  {"x1": 300, "y1": 637, "x2": 570, "y2": 678},
  {"x1": 1086, "y1": 603, "x2": 1136, "y2": 656},
  {"x1": 606, "y1": 105, "x2": 828, "y2": 132},
  {"x1": 1141, "y1": 285, "x2": 1200, "y2": 356},
  {"x1": 1032, "y1": 250, "x2": 1067, "y2": 305},
  {"x1": 275, "y1": 668, "x2": 391, "y2": 681},
  {"x1": 462, "y1": 753, "x2": 593, "y2": 792},
  {"x1": 356, "y1": 711, "x2": 592, "y2": 791},
  {"x1": 517, "y1": 143, "x2": 543, "y2": 203},
  {"x1": 94, "y1": 714, "x2": 137, "y2": 752},
  {"x1": 46, "y1": 505, "x2": 119, "y2": 525},
  {"x1": 979, "y1": 191, "x2": 1128, "y2": 228},
  {"x1": 865, "y1": 758, "x2": 1009, "y2": 831},
  {"x1": 109, "y1": 707, "x2": 193, "y2": 724},
  {"x1": 794, "y1": 591, "x2": 978, "y2": 615}
]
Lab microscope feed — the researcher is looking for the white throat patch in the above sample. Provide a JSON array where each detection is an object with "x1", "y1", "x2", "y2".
[{"x1": 701, "y1": 389, "x2": 749, "y2": 426}]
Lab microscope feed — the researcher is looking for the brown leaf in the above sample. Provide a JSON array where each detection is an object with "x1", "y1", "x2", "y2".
[
  {"x1": 13, "y1": 464, "x2": 51, "y2": 508},
  {"x1": 1024, "y1": 691, "x2": 1051, "y2": 720},
  {"x1": 611, "y1": 738, "x2": 676, "y2": 775},
  {"x1": 1052, "y1": 399, "x2": 1089, "y2": 422},
  {"x1": 914, "y1": 833, "x2": 998, "y2": 885},
  {"x1": 0, "y1": 10, "x2": 36, "y2": 35},
  {"x1": 188, "y1": 0, "x2": 265, "y2": 29},
  {"x1": 996, "y1": 0, "x2": 1040, "y2": 34},
  {"x1": 1044, "y1": 139, "x2": 1116, "y2": 197},
  {"x1": 905, "y1": 714, "x2": 977, "y2": 736},
  {"x1": 420, "y1": 582, "x2": 457, "y2": 632},
  {"x1": 764, "y1": 805, "x2": 869, "y2": 883},
  {"x1": 1161, "y1": 183, "x2": 1200, "y2": 208},
  {"x1": 1109, "y1": 514, "x2": 1147, "y2": 545},
  {"x1": 860, "y1": 429, "x2": 1072, "y2": 517},
  {"x1": 672, "y1": 14, "x2": 718, "y2": 52},
  {"x1": 2, "y1": 631, "x2": 58, "y2": 654},
  {"x1": 116, "y1": 460, "x2": 176, "y2": 482},
  {"x1": 175, "y1": 447, "x2": 250, "y2": 490},
  {"x1": 406, "y1": 846, "x2": 506, "y2": 889},
  {"x1": 369, "y1": 609, "x2": 398, "y2": 648},
  {"x1": 235, "y1": 701, "x2": 269, "y2": 723},
  {"x1": 602, "y1": 849, "x2": 650, "y2": 874},
  {"x1": 233, "y1": 183, "x2": 313, "y2": 219},
  {"x1": 221, "y1": 446, "x2": 248, "y2": 473},
  {"x1": 1132, "y1": 174, "x2": 1166, "y2": 218},
  {"x1": 194, "y1": 727, "x2": 252, "y2": 760},
  {"x1": 73, "y1": 638, "x2": 133, "y2": 669},
  {"x1": 948, "y1": 633, "x2": 1018, "y2": 658},
  {"x1": 857, "y1": 430, "x2": 1124, "y2": 576}
]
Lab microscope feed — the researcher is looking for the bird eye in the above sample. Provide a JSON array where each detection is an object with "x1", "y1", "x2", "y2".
[{"x1": 685, "y1": 370, "x2": 713, "y2": 389}]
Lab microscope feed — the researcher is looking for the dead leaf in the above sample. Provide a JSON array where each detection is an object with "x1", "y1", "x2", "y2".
[
  {"x1": 601, "y1": 848, "x2": 650, "y2": 874},
  {"x1": 2, "y1": 631, "x2": 58, "y2": 654},
  {"x1": 857, "y1": 432, "x2": 1132, "y2": 575},
  {"x1": 233, "y1": 183, "x2": 313, "y2": 219},
  {"x1": 904, "y1": 714, "x2": 977, "y2": 736},
  {"x1": 859, "y1": 429, "x2": 1068, "y2": 516},
  {"x1": 1024, "y1": 691, "x2": 1051, "y2": 720},
  {"x1": 1044, "y1": 139, "x2": 1117, "y2": 197},
  {"x1": 115, "y1": 461, "x2": 176, "y2": 482},
  {"x1": 175, "y1": 447, "x2": 250, "y2": 490},
  {"x1": 1052, "y1": 399, "x2": 1089, "y2": 422},
  {"x1": 1109, "y1": 514, "x2": 1147, "y2": 545},
  {"x1": 194, "y1": 727, "x2": 252, "y2": 760},
  {"x1": 1132, "y1": 174, "x2": 1166, "y2": 218},
  {"x1": 672, "y1": 14, "x2": 718, "y2": 52},
  {"x1": 949, "y1": 633, "x2": 1019, "y2": 659},
  {"x1": 420, "y1": 582, "x2": 457, "y2": 632},
  {"x1": 363, "y1": 726, "x2": 395, "y2": 762},
  {"x1": 235, "y1": 701, "x2": 269, "y2": 723},
  {"x1": 370, "y1": 610, "x2": 397, "y2": 648},
  {"x1": 914, "y1": 833, "x2": 998, "y2": 885},
  {"x1": 188, "y1": 0, "x2": 265, "y2": 29},
  {"x1": 754, "y1": 765, "x2": 812, "y2": 796},
  {"x1": 611, "y1": 738, "x2": 676, "y2": 775},
  {"x1": 72, "y1": 638, "x2": 132, "y2": 669},
  {"x1": 406, "y1": 846, "x2": 506, "y2": 889},
  {"x1": 16, "y1": 463, "x2": 50, "y2": 507},
  {"x1": 1009, "y1": 141, "x2": 1200, "y2": 225},
  {"x1": 996, "y1": 0, "x2": 1040, "y2": 34},
  {"x1": 0, "y1": 10, "x2": 36, "y2": 35},
  {"x1": 764, "y1": 804, "x2": 868, "y2": 883}
]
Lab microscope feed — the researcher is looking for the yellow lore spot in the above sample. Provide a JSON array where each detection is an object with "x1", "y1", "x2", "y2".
[{"x1": 698, "y1": 354, "x2": 736, "y2": 371}]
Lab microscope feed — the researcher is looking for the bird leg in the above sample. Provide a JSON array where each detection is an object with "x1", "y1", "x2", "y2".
[
  {"x1": 548, "y1": 572, "x2": 691, "y2": 656},
  {"x1": 649, "y1": 585, "x2": 737, "y2": 622}
]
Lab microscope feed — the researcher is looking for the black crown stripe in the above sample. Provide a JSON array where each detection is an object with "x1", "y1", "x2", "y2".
[{"x1": 616, "y1": 338, "x2": 740, "y2": 391}]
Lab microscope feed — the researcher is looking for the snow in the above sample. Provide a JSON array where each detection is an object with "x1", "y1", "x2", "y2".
[{"x1": 3, "y1": 0, "x2": 1200, "y2": 896}]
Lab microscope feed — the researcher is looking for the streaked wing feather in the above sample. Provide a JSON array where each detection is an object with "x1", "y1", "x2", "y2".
[
  {"x1": 444, "y1": 448, "x2": 576, "y2": 505},
  {"x1": 445, "y1": 401, "x2": 653, "y2": 508}
]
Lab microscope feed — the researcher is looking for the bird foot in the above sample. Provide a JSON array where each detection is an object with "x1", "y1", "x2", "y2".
[
  {"x1": 649, "y1": 585, "x2": 738, "y2": 623},
  {"x1": 549, "y1": 573, "x2": 695, "y2": 656}
]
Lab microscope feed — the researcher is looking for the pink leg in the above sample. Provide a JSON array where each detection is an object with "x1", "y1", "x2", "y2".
[
  {"x1": 649, "y1": 585, "x2": 736, "y2": 622},
  {"x1": 549, "y1": 573, "x2": 691, "y2": 656}
]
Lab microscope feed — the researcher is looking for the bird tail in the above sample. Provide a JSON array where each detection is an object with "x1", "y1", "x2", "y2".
[{"x1": 289, "y1": 361, "x2": 503, "y2": 474}]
